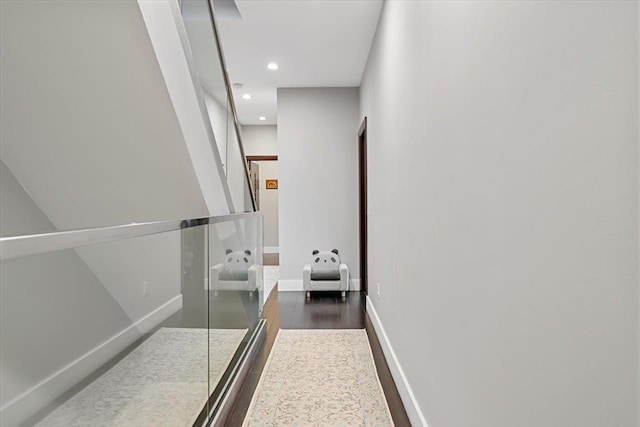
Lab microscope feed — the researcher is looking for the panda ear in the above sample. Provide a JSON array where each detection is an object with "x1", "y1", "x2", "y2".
[
  {"x1": 312, "y1": 250, "x2": 319, "y2": 255},
  {"x1": 331, "y1": 249, "x2": 339, "y2": 255},
  {"x1": 244, "y1": 250, "x2": 252, "y2": 256},
  {"x1": 225, "y1": 249, "x2": 232, "y2": 255}
]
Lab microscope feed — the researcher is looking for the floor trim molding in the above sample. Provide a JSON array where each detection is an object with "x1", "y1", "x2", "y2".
[
  {"x1": 0, "y1": 295, "x2": 183, "y2": 427},
  {"x1": 277, "y1": 279, "x2": 361, "y2": 292},
  {"x1": 366, "y1": 295, "x2": 429, "y2": 427},
  {"x1": 277, "y1": 279, "x2": 302, "y2": 291}
]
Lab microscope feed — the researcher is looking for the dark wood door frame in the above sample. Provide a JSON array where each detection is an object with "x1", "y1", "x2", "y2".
[
  {"x1": 358, "y1": 118, "x2": 368, "y2": 295},
  {"x1": 246, "y1": 155, "x2": 278, "y2": 166}
]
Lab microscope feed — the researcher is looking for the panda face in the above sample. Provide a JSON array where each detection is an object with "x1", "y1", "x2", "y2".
[
  {"x1": 227, "y1": 256, "x2": 249, "y2": 263},
  {"x1": 312, "y1": 250, "x2": 340, "y2": 270},
  {"x1": 314, "y1": 256, "x2": 336, "y2": 264},
  {"x1": 224, "y1": 249, "x2": 253, "y2": 270}
]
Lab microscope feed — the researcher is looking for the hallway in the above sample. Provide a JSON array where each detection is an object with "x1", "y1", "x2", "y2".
[
  {"x1": 1, "y1": 1, "x2": 637, "y2": 426},
  {"x1": 227, "y1": 289, "x2": 412, "y2": 426}
]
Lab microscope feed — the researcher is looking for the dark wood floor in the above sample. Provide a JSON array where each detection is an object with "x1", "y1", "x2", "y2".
[{"x1": 225, "y1": 288, "x2": 411, "y2": 426}]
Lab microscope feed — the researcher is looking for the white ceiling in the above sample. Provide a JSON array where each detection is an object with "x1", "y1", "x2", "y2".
[{"x1": 216, "y1": 0, "x2": 383, "y2": 125}]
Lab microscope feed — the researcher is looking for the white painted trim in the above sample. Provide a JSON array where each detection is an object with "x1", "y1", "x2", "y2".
[
  {"x1": 277, "y1": 279, "x2": 303, "y2": 291},
  {"x1": 278, "y1": 279, "x2": 361, "y2": 292},
  {"x1": 265, "y1": 278, "x2": 279, "y2": 301},
  {"x1": 136, "y1": 294, "x2": 183, "y2": 335},
  {"x1": 263, "y1": 246, "x2": 279, "y2": 254},
  {"x1": 0, "y1": 295, "x2": 183, "y2": 427},
  {"x1": 366, "y1": 295, "x2": 429, "y2": 427}
]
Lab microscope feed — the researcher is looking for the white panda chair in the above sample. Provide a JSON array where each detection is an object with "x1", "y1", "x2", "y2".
[
  {"x1": 303, "y1": 249, "x2": 349, "y2": 300},
  {"x1": 209, "y1": 249, "x2": 258, "y2": 297}
]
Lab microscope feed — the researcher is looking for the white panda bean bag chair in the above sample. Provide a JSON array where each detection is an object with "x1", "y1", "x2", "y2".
[
  {"x1": 303, "y1": 249, "x2": 349, "y2": 300},
  {"x1": 209, "y1": 249, "x2": 258, "y2": 297}
]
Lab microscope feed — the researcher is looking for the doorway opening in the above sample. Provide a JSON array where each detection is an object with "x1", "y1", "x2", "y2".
[
  {"x1": 358, "y1": 118, "x2": 368, "y2": 295},
  {"x1": 246, "y1": 155, "x2": 279, "y2": 267}
]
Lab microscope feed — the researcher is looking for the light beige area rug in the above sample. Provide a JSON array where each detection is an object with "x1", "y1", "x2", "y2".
[
  {"x1": 38, "y1": 328, "x2": 247, "y2": 427},
  {"x1": 243, "y1": 329, "x2": 394, "y2": 427}
]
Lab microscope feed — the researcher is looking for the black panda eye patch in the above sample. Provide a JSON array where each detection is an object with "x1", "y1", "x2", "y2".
[
  {"x1": 331, "y1": 257, "x2": 336, "y2": 262},
  {"x1": 315, "y1": 258, "x2": 320, "y2": 263},
  {"x1": 243, "y1": 257, "x2": 248, "y2": 263},
  {"x1": 227, "y1": 257, "x2": 232, "y2": 262}
]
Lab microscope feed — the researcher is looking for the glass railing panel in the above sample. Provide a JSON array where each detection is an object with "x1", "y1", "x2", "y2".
[
  {"x1": 206, "y1": 215, "x2": 263, "y2": 411},
  {"x1": 181, "y1": 0, "x2": 230, "y2": 176},
  {"x1": 0, "y1": 218, "x2": 261, "y2": 427},
  {"x1": 180, "y1": 0, "x2": 256, "y2": 213},
  {"x1": 224, "y1": 106, "x2": 255, "y2": 213},
  {"x1": 208, "y1": 215, "x2": 264, "y2": 333}
]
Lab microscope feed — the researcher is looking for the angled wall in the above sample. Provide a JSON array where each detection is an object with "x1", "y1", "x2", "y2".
[{"x1": 0, "y1": 0, "x2": 213, "y2": 230}]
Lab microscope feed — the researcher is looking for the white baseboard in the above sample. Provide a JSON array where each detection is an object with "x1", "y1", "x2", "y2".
[
  {"x1": 0, "y1": 295, "x2": 183, "y2": 427},
  {"x1": 263, "y1": 246, "x2": 279, "y2": 254},
  {"x1": 277, "y1": 279, "x2": 303, "y2": 291},
  {"x1": 277, "y1": 279, "x2": 361, "y2": 292},
  {"x1": 135, "y1": 294, "x2": 183, "y2": 335},
  {"x1": 366, "y1": 295, "x2": 429, "y2": 427}
]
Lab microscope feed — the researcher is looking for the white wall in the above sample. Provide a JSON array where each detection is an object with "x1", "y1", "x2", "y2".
[
  {"x1": 242, "y1": 125, "x2": 278, "y2": 156},
  {"x1": 278, "y1": 88, "x2": 360, "y2": 290},
  {"x1": 360, "y1": 2, "x2": 639, "y2": 427}
]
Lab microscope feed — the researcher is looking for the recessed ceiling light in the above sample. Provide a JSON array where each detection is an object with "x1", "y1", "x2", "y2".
[
  {"x1": 242, "y1": 94, "x2": 252, "y2": 100},
  {"x1": 266, "y1": 63, "x2": 279, "y2": 70},
  {"x1": 258, "y1": 116, "x2": 267, "y2": 121}
]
